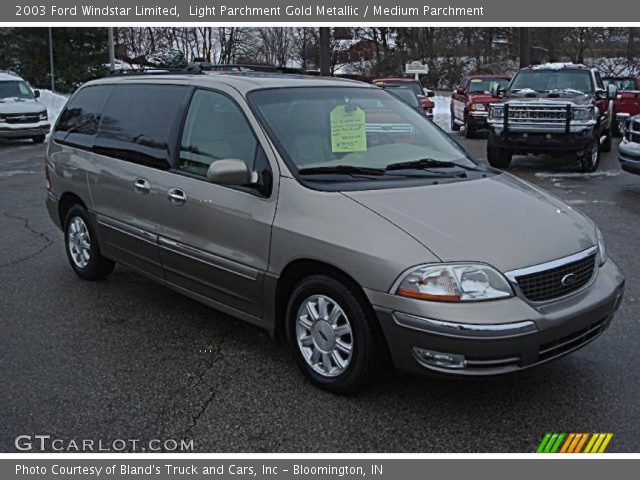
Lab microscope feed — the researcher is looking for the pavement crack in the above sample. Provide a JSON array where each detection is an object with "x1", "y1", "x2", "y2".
[
  {"x1": 180, "y1": 329, "x2": 233, "y2": 440},
  {"x1": 0, "y1": 212, "x2": 54, "y2": 267}
]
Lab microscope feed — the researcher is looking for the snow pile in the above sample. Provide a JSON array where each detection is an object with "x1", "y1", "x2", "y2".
[
  {"x1": 432, "y1": 95, "x2": 451, "y2": 131},
  {"x1": 37, "y1": 90, "x2": 69, "y2": 129}
]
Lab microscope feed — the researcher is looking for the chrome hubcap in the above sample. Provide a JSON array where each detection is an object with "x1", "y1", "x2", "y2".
[
  {"x1": 67, "y1": 217, "x2": 91, "y2": 268},
  {"x1": 591, "y1": 143, "x2": 599, "y2": 166},
  {"x1": 296, "y1": 295, "x2": 353, "y2": 378}
]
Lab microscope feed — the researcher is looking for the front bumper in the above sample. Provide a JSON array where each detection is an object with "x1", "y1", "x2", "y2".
[
  {"x1": 367, "y1": 259, "x2": 624, "y2": 376},
  {"x1": 468, "y1": 111, "x2": 489, "y2": 129},
  {"x1": 488, "y1": 126, "x2": 595, "y2": 153},
  {"x1": 618, "y1": 140, "x2": 640, "y2": 175},
  {"x1": 0, "y1": 121, "x2": 50, "y2": 139}
]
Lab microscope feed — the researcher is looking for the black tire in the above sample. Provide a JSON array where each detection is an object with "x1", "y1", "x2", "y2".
[
  {"x1": 64, "y1": 205, "x2": 115, "y2": 280},
  {"x1": 487, "y1": 144, "x2": 512, "y2": 168},
  {"x1": 601, "y1": 128, "x2": 612, "y2": 153},
  {"x1": 612, "y1": 119, "x2": 622, "y2": 137},
  {"x1": 464, "y1": 114, "x2": 476, "y2": 139},
  {"x1": 285, "y1": 275, "x2": 383, "y2": 394},
  {"x1": 578, "y1": 138, "x2": 600, "y2": 173},
  {"x1": 32, "y1": 135, "x2": 46, "y2": 144},
  {"x1": 450, "y1": 109, "x2": 461, "y2": 131}
]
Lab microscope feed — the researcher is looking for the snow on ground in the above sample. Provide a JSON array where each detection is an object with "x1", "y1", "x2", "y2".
[
  {"x1": 37, "y1": 90, "x2": 69, "y2": 130},
  {"x1": 432, "y1": 95, "x2": 451, "y2": 131}
]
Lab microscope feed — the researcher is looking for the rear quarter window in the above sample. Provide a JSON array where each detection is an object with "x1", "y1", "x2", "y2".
[
  {"x1": 53, "y1": 85, "x2": 113, "y2": 149},
  {"x1": 94, "y1": 84, "x2": 190, "y2": 170}
]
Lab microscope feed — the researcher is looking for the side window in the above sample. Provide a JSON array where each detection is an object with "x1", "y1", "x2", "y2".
[
  {"x1": 178, "y1": 89, "x2": 258, "y2": 177},
  {"x1": 94, "y1": 84, "x2": 189, "y2": 170},
  {"x1": 53, "y1": 85, "x2": 112, "y2": 149}
]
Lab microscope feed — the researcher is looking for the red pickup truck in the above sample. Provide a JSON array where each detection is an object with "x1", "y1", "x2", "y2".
[
  {"x1": 604, "y1": 76, "x2": 640, "y2": 136},
  {"x1": 450, "y1": 74, "x2": 511, "y2": 137}
]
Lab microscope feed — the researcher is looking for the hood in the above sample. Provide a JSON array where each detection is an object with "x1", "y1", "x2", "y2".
[
  {"x1": 343, "y1": 174, "x2": 596, "y2": 272},
  {"x1": 0, "y1": 98, "x2": 46, "y2": 115},
  {"x1": 500, "y1": 91, "x2": 593, "y2": 106},
  {"x1": 467, "y1": 92, "x2": 495, "y2": 104}
]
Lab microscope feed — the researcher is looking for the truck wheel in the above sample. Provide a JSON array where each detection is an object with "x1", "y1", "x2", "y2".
[
  {"x1": 464, "y1": 115, "x2": 476, "y2": 138},
  {"x1": 578, "y1": 139, "x2": 600, "y2": 173},
  {"x1": 450, "y1": 109, "x2": 460, "y2": 131},
  {"x1": 64, "y1": 205, "x2": 115, "y2": 280},
  {"x1": 487, "y1": 145, "x2": 512, "y2": 169},
  {"x1": 601, "y1": 129, "x2": 612, "y2": 153},
  {"x1": 285, "y1": 275, "x2": 383, "y2": 394},
  {"x1": 32, "y1": 135, "x2": 46, "y2": 144}
]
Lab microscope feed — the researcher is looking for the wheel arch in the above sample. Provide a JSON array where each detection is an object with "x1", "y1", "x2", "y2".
[
  {"x1": 272, "y1": 258, "x2": 381, "y2": 340},
  {"x1": 58, "y1": 192, "x2": 87, "y2": 226}
]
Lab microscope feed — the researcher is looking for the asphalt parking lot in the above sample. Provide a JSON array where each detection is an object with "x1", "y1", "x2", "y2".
[{"x1": 1, "y1": 133, "x2": 639, "y2": 453}]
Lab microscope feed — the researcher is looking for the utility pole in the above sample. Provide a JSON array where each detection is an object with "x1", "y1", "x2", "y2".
[
  {"x1": 319, "y1": 27, "x2": 330, "y2": 76},
  {"x1": 519, "y1": 27, "x2": 531, "y2": 68},
  {"x1": 48, "y1": 27, "x2": 55, "y2": 91},
  {"x1": 108, "y1": 27, "x2": 116, "y2": 71}
]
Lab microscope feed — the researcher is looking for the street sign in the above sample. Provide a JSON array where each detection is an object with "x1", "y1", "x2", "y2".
[{"x1": 405, "y1": 61, "x2": 429, "y2": 74}]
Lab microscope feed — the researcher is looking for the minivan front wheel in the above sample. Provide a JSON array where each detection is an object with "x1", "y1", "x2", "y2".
[
  {"x1": 64, "y1": 206, "x2": 115, "y2": 280},
  {"x1": 286, "y1": 275, "x2": 381, "y2": 394}
]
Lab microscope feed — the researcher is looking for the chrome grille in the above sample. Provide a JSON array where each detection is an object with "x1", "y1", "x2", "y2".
[
  {"x1": 624, "y1": 119, "x2": 640, "y2": 143},
  {"x1": 4, "y1": 113, "x2": 40, "y2": 124},
  {"x1": 507, "y1": 104, "x2": 568, "y2": 124},
  {"x1": 513, "y1": 250, "x2": 597, "y2": 302}
]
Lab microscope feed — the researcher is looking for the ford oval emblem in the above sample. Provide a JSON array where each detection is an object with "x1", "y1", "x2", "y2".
[{"x1": 561, "y1": 273, "x2": 577, "y2": 287}]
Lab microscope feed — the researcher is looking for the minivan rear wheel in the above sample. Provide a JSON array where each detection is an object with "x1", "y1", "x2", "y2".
[
  {"x1": 285, "y1": 275, "x2": 381, "y2": 394},
  {"x1": 64, "y1": 205, "x2": 115, "y2": 280}
]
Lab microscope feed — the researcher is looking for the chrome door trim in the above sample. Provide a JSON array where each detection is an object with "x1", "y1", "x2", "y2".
[
  {"x1": 97, "y1": 215, "x2": 158, "y2": 246},
  {"x1": 158, "y1": 237, "x2": 259, "y2": 281}
]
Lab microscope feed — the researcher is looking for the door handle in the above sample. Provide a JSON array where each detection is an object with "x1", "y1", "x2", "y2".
[
  {"x1": 168, "y1": 188, "x2": 187, "y2": 206},
  {"x1": 133, "y1": 178, "x2": 150, "y2": 194}
]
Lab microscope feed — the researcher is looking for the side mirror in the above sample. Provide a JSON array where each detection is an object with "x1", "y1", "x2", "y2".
[
  {"x1": 206, "y1": 159, "x2": 256, "y2": 186},
  {"x1": 607, "y1": 83, "x2": 618, "y2": 100},
  {"x1": 33, "y1": 90, "x2": 40, "y2": 98},
  {"x1": 423, "y1": 88, "x2": 435, "y2": 97},
  {"x1": 490, "y1": 84, "x2": 503, "y2": 98},
  {"x1": 455, "y1": 87, "x2": 465, "y2": 95}
]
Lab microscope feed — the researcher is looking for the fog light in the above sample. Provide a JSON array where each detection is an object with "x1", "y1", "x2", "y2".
[
  {"x1": 413, "y1": 347, "x2": 467, "y2": 370},
  {"x1": 545, "y1": 134, "x2": 552, "y2": 140}
]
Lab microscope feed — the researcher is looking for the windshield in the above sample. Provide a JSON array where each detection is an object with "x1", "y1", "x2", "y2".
[
  {"x1": 249, "y1": 87, "x2": 473, "y2": 176},
  {"x1": 468, "y1": 78, "x2": 510, "y2": 93},
  {"x1": 0, "y1": 80, "x2": 35, "y2": 100},
  {"x1": 604, "y1": 77, "x2": 637, "y2": 91},
  {"x1": 374, "y1": 80, "x2": 422, "y2": 97},
  {"x1": 510, "y1": 70, "x2": 594, "y2": 94},
  {"x1": 385, "y1": 87, "x2": 420, "y2": 108}
]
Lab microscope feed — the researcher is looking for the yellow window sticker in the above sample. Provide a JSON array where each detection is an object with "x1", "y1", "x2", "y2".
[{"x1": 330, "y1": 105, "x2": 367, "y2": 153}]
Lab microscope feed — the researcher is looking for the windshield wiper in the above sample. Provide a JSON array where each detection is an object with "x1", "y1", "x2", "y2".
[
  {"x1": 298, "y1": 165, "x2": 386, "y2": 176},
  {"x1": 385, "y1": 158, "x2": 472, "y2": 174}
]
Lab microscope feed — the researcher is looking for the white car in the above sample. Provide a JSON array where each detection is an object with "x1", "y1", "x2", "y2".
[{"x1": 0, "y1": 71, "x2": 50, "y2": 143}]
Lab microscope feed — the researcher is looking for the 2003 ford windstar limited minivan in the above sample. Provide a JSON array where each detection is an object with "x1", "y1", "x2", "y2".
[{"x1": 46, "y1": 71, "x2": 625, "y2": 393}]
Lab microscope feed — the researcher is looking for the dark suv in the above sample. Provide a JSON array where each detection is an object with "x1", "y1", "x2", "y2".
[{"x1": 487, "y1": 64, "x2": 617, "y2": 172}]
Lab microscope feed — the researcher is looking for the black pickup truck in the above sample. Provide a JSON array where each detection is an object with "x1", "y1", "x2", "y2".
[{"x1": 487, "y1": 64, "x2": 617, "y2": 172}]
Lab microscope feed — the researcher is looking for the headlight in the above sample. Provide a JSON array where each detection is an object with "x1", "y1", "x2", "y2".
[
  {"x1": 39, "y1": 111, "x2": 48, "y2": 121},
  {"x1": 596, "y1": 227, "x2": 607, "y2": 266},
  {"x1": 489, "y1": 105, "x2": 504, "y2": 120},
  {"x1": 572, "y1": 106, "x2": 595, "y2": 122},
  {"x1": 393, "y1": 264, "x2": 513, "y2": 302},
  {"x1": 471, "y1": 103, "x2": 486, "y2": 111}
]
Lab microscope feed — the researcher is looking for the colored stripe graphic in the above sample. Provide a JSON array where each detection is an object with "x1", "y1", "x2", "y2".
[{"x1": 537, "y1": 433, "x2": 613, "y2": 453}]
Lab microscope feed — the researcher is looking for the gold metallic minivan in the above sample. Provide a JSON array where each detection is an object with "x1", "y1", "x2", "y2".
[{"x1": 46, "y1": 70, "x2": 625, "y2": 393}]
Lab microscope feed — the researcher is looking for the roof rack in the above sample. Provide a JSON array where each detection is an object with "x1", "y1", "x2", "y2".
[{"x1": 106, "y1": 65, "x2": 203, "y2": 77}]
